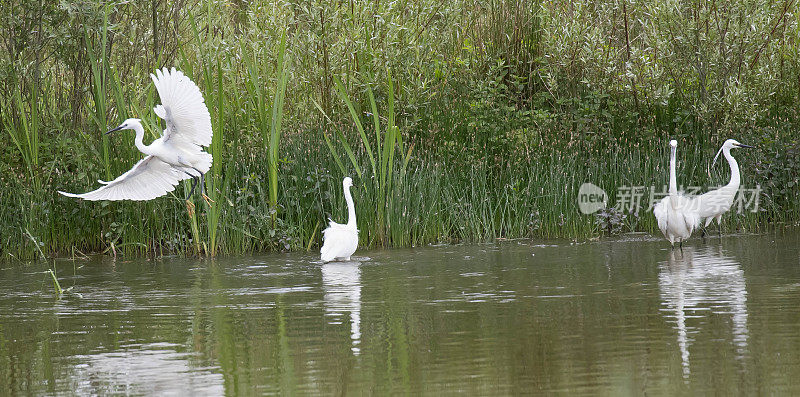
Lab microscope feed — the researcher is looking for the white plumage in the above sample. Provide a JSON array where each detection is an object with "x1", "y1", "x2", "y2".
[
  {"x1": 59, "y1": 67, "x2": 213, "y2": 203},
  {"x1": 653, "y1": 140, "x2": 700, "y2": 247},
  {"x1": 691, "y1": 139, "x2": 754, "y2": 233},
  {"x1": 320, "y1": 177, "x2": 359, "y2": 262}
]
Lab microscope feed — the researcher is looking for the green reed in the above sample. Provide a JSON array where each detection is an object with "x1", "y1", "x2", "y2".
[
  {"x1": 317, "y1": 72, "x2": 413, "y2": 246},
  {"x1": 1, "y1": 88, "x2": 40, "y2": 184},
  {"x1": 268, "y1": 32, "x2": 290, "y2": 219}
]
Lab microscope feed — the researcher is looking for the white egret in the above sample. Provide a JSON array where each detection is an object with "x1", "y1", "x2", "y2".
[
  {"x1": 59, "y1": 67, "x2": 213, "y2": 206},
  {"x1": 653, "y1": 140, "x2": 700, "y2": 248},
  {"x1": 320, "y1": 177, "x2": 358, "y2": 262},
  {"x1": 693, "y1": 139, "x2": 754, "y2": 236}
]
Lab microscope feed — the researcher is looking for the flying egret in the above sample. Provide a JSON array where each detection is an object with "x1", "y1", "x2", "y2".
[
  {"x1": 693, "y1": 139, "x2": 754, "y2": 236},
  {"x1": 320, "y1": 177, "x2": 358, "y2": 262},
  {"x1": 59, "y1": 67, "x2": 214, "y2": 206},
  {"x1": 653, "y1": 140, "x2": 700, "y2": 248}
]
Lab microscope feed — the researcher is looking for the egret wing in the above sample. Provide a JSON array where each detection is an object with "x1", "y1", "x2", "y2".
[
  {"x1": 692, "y1": 188, "x2": 734, "y2": 219},
  {"x1": 321, "y1": 221, "x2": 357, "y2": 261},
  {"x1": 681, "y1": 211, "x2": 699, "y2": 235},
  {"x1": 150, "y1": 67, "x2": 213, "y2": 150},
  {"x1": 653, "y1": 197, "x2": 670, "y2": 238},
  {"x1": 676, "y1": 195, "x2": 700, "y2": 234},
  {"x1": 58, "y1": 156, "x2": 185, "y2": 201}
]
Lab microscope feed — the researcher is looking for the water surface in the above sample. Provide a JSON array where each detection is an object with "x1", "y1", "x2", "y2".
[{"x1": 2, "y1": 232, "x2": 800, "y2": 395}]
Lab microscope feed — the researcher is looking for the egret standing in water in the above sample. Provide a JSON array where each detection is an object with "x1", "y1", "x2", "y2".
[
  {"x1": 59, "y1": 67, "x2": 213, "y2": 206},
  {"x1": 694, "y1": 139, "x2": 754, "y2": 236},
  {"x1": 321, "y1": 177, "x2": 358, "y2": 262},
  {"x1": 653, "y1": 140, "x2": 700, "y2": 248}
]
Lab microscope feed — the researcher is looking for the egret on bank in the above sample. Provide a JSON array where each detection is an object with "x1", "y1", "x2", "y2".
[
  {"x1": 59, "y1": 67, "x2": 213, "y2": 206},
  {"x1": 693, "y1": 139, "x2": 754, "y2": 236},
  {"x1": 653, "y1": 140, "x2": 700, "y2": 248},
  {"x1": 320, "y1": 177, "x2": 358, "y2": 262}
]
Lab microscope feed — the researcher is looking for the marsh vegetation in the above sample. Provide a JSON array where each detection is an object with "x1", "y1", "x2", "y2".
[{"x1": 1, "y1": 0, "x2": 798, "y2": 258}]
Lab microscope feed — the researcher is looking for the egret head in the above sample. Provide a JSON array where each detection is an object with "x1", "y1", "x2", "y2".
[
  {"x1": 712, "y1": 138, "x2": 755, "y2": 168},
  {"x1": 343, "y1": 177, "x2": 353, "y2": 188},
  {"x1": 106, "y1": 118, "x2": 142, "y2": 135},
  {"x1": 723, "y1": 139, "x2": 754, "y2": 150},
  {"x1": 668, "y1": 140, "x2": 678, "y2": 156}
]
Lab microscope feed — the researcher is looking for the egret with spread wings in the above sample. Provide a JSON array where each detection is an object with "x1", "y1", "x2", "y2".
[{"x1": 59, "y1": 67, "x2": 214, "y2": 206}]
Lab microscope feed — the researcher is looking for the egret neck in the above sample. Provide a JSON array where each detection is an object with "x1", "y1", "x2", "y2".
[
  {"x1": 345, "y1": 184, "x2": 357, "y2": 228},
  {"x1": 130, "y1": 121, "x2": 150, "y2": 155},
  {"x1": 668, "y1": 144, "x2": 678, "y2": 208},
  {"x1": 721, "y1": 147, "x2": 741, "y2": 189}
]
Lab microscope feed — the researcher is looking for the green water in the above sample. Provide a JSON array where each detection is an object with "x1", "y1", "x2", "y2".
[{"x1": 2, "y1": 232, "x2": 800, "y2": 395}]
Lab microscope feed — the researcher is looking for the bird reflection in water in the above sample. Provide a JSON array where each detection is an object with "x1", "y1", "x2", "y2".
[
  {"x1": 658, "y1": 246, "x2": 748, "y2": 378},
  {"x1": 322, "y1": 261, "x2": 362, "y2": 355}
]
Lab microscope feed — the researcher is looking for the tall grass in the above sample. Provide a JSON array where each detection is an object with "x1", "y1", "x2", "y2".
[
  {"x1": 268, "y1": 32, "x2": 290, "y2": 218},
  {"x1": 2, "y1": 87, "x2": 41, "y2": 184},
  {"x1": 320, "y1": 72, "x2": 413, "y2": 246},
  {"x1": 204, "y1": 61, "x2": 225, "y2": 256},
  {"x1": 84, "y1": 8, "x2": 115, "y2": 182}
]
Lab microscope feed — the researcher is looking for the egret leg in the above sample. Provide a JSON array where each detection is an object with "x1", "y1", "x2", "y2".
[
  {"x1": 717, "y1": 221, "x2": 722, "y2": 237},
  {"x1": 187, "y1": 175, "x2": 199, "y2": 198},
  {"x1": 181, "y1": 170, "x2": 200, "y2": 214},
  {"x1": 195, "y1": 169, "x2": 214, "y2": 207},
  {"x1": 188, "y1": 167, "x2": 214, "y2": 206},
  {"x1": 181, "y1": 169, "x2": 200, "y2": 199}
]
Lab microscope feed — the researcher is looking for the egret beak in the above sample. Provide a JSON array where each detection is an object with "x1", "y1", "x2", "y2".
[
  {"x1": 105, "y1": 125, "x2": 124, "y2": 135},
  {"x1": 735, "y1": 143, "x2": 755, "y2": 149}
]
